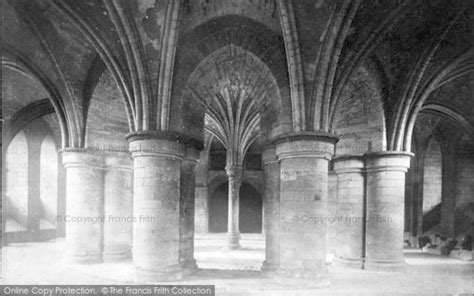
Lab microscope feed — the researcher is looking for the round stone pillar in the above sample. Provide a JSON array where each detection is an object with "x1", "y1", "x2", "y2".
[
  {"x1": 225, "y1": 165, "x2": 242, "y2": 249},
  {"x1": 261, "y1": 146, "x2": 280, "y2": 274},
  {"x1": 333, "y1": 155, "x2": 365, "y2": 268},
  {"x1": 128, "y1": 135, "x2": 185, "y2": 281},
  {"x1": 179, "y1": 146, "x2": 200, "y2": 274},
  {"x1": 62, "y1": 150, "x2": 104, "y2": 264},
  {"x1": 364, "y1": 151, "x2": 412, "y2": 272},
  {"x1": 274, "y1": 133, "x2": 337, "y2": 287},
  {"x1": 103, "y1": 152, "x2": 133, "y2": 261},
  {"x1": 194, "y1": 186, "x2": 209, "y2": 234}
]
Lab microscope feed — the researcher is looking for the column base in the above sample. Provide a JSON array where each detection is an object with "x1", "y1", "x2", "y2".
[
  {"x1": 363, "y1": 259, "x2": 407, "y2": 272},
  {"x1": 132, "y1": 264, "x2": 184, "y2": 283},
  {"x1": 333, "y1": 256, "x2": 364, "y2": 269},
  {"x1": 182, "y1": 259, "x2": 199, "y2": 276},
  {"x1": 225, "y1": 233, "x2": 241, "y2": 250},
  {"x1": 64, "y1": 253, "x2": 102, "y2": 265},
  {"x1": 103, "y1": 249, "x2": 132, "y2": 262},
  {"x1": 274, "y1": 268, "x2": 330, "y2": 288},
  {"x1": 260, "y1": 261, "x2": 278, "y2": 276}
]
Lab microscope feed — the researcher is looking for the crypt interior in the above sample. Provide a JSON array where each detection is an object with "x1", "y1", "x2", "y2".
[{"x1": 1, "y1": 0, "x2": 473, "y2": 294}]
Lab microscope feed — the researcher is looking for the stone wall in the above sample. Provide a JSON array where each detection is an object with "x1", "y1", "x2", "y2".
[
  {"x1": 334, "y1": 65, "x2": 386, "y2": 155},
  {"x1": 85, "y1": 69, "x2": 129, "y2": 151},
  {"x1": 455, "y1": 154, "x2": 474, "y2": 209}
]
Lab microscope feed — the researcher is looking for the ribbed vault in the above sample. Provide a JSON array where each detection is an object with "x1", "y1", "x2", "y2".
[{"x1": 183, "y1": 45, "x2": 280, "y2": 166}]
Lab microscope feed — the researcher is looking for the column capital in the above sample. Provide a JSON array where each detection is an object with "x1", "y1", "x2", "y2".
[
  {"x1": 103, "y1": 151, "x2": 133, "y2": 171},
  {"x1": 127, "y1": 135, "x2": 184, "y2": 160},
  {"x1": 183, "y1": 146, "x2": 200, "y2": 164},
  {"x1": 262, "y1": 146, "x2": 278, "y2": 165},
  {"x1": 126, "y1": 131, "x2": 203, "y2": 149},
  {"x1": 225, "y1": 165, "x2": 243, "y2": 181},
  {"x1": 333, "y1": 154, "x2": 365, "y2": 174},
  {"x1": 364, "y1": 151, "x2": 414, "y2": 173},
  {"x1": 60, "y1": 149, "x2": 104, "y2": 169},
  {"x1": 274, "y1": 132, "x2": 338, "y2": 160}
]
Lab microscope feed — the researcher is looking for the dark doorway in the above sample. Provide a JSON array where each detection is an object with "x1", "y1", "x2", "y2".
[{"x1": 208, "y1": 182, "x2": 262, "y2": 233}]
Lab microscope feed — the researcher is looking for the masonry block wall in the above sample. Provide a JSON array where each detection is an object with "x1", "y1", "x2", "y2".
[
  {"x1": 334, "y1": 65, "x2": 386, "y2": 155},
  {"x1": 454, "y1": 153, "x2": 474, "y2": 236},
  {"x1": 85, "y1": 69, "x2": 130, "y2": 151}
]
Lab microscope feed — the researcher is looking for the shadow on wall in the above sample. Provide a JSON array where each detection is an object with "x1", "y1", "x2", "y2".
[{"x1": 208, "y1": 182, "x2": 262, "y2": 233}]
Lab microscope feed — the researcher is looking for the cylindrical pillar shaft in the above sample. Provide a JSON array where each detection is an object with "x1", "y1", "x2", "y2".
[
  {"x1": 333, "y1": 155, "x2": 365, "y2": 268},
  {"x1": 129, "y1": 137, "x2": 184, "y2": 281},
  {"x1": 226, "y1": 165, "x2": 242, "y2": 249},
  {"x1": 275, "y1": 134, "x2": 337, "y2": 287},
  {"x1": 261, "y1": 146, "x2": 280, "y2": 273},
  {"x1": 180, "y1": 146, "x2": 199, "y2": 274},
  {"x1": 194, "y1": 186, "x2": 209, "y2": 233},
  {"x1": 103, "y1": 152, "x2": 133, "y2": 261},
  {"x1": 364, "y1": 152, "x2": 412, "y2": 272},
  {"x1": 62, "y1": 151, "x2": 104, "y2": 264}
]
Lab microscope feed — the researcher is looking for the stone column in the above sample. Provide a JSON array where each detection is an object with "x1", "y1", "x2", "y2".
[
  {"x1": 61, "y1": 150, "x2": 104, "y2": 264},
  {"x1": 128, "y1": 135, "x2": 184, "y2": 281},
  {"x1": 225, "y1": 164, "x2": 243, "y2": 249},
  {"x1": 194, "y1": 136, "x2": 211, "y2": 234},
  {"x1": 327, "y1": 171, "x2": 338, "y2": 254},
  {"x1": 194, "y1": 186, "x2": 209, "y2": 233},
  {"x1": 1, "y1": 121, "x2": 3, "y2": 246},
  {"x1": 261, "y1": 146, "x2": 280, "y2": 273},
  {"x1": 364, "y1": 152, "x2": 412, "y2": 272},
  {"x1": 333, "y1": 155, "x2": 365, "y2": 269},
  {"x1": 103, "y1": 152, "x2": 133, "y2": 261},
  {"x1": 274, "y1": 133, "x2": 337, "y2": 287},
  {"x1": 180, "y1": 146, "x2": 199, "y2": 274},
  {"x1": 27, "y1": 140, "x2": 41, "y2": 234}
]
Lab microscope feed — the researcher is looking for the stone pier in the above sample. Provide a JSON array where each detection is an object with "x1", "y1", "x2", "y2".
[
  {"x1": 261, "y1": 146, "x2": 280, "y2": 273},
  {"x1": 62, "y1": 150, "x2": 104, "y2": 264},
  {"x1": 128, "y1": 134, "x2": 184, "y2": 281},
  {"x1": 364, "y1": 152, "x2": 412, "y2": 272},
  {"x1": 225, "y1": 165, "x2": 243, "y2": 249},
  {"x1": 333, "y1": 155, "x2": 365, "y2": 268},
  {"x1": 274, "y1": 132, "x2": 337, "y2": 286},
  {"x1": 180, "y1": 146, "x2": 199, "y2": 274},
  {"x1": 102, "y1": 152, "x2": 133, "y2": 261}
]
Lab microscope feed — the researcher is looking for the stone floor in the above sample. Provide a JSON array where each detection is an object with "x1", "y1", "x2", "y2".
[{"x1": 1, "y1": 233, "x2": 473, "y2": 295}]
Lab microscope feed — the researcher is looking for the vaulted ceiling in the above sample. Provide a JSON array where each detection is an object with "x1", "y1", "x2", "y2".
[{"x1": 1, "y1": 0, "x2": 473, "y2": 153}]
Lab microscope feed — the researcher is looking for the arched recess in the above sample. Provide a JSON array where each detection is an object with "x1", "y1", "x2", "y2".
[
  {"x1": 208, "y1": 181, "x2": 263, "y2": 234},
  {"x1": 331, "y1": 63, "x2": 386, "y2": 155},
  {"x1": 421, "y1": 137, "x2": 443, "y2": 232},
  {"x1": 84, "y1": 68, "x2": 130, "y2": 151},
  {"x1": 178, "y1": 44, "x2": 282, "y2": 144},
  {"x1": 39, "y1": 135, "x2": 58, "y2": 228},
  {"x1": 169, "y1": 15, "x2": 292, "y2": 143},
  {"x1": 2, "y1": 49, "x2": 70, "y2": 148},
  {"x1": 3, "y1": 100, "x2": 55, "y2": 149},
  {"x1": 5, "y1": 131, "x2": 29, "y2": 232}
]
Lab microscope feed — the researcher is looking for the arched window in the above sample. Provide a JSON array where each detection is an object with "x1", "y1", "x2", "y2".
[
  {"x1": 5, "y1": 131, "x2": 29, "y2": 231},
  {"x1": 40, "y1": 135, "x2": 58, "y2": 228}
]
